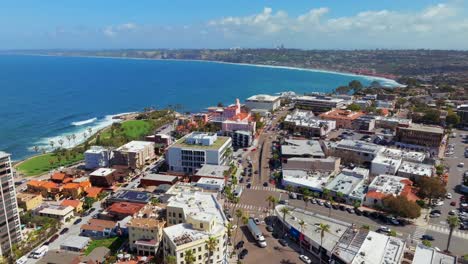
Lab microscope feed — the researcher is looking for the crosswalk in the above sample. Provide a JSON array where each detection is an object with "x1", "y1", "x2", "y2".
[
  {"x1": 427, "y1": 224, "x2": 468, "y2": 239},
  {"x1": 238, "y1": 184, "x2": 284, "y2": 193},
  {"x1": 412, "y1": 226, "x2": 427, "y2": 240},
  {"x1": 224, "y1": 202, "x2": 270, "y2": 218}
]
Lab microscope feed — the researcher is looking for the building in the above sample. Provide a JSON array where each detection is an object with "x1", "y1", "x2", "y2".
[
  {"x1": 363, "y1": 175, "x2": 417, "y2": 207},
  {"x1": 145, "y1": 133, "x2": 172, "y2": 148},
  {"x1": 166, "y1": 132, "x2": 232, "y2": 174},
  {"x1": 128, "y1": 218, "x2": 165, "y2": 256},
  {"x1": 245, "y1": 94, "x2": 281, "y2": 111},
  {"x1": 412, "y1": 243, "x2": 456, "y2": 264},
  {"x1": 370, "y1": 154, "x2": 402, "y2": 176},
  {"x1": 37, "y1": 251, "x2": 81, "y2": 264},
  {"x1": 107, "y1": 190, "x2": 152, "y2": 205},
  {"x1": 282, "y1": 170, "x2": 334, "y2": 193},
  {"x1": 375, "y1": 100, "x2": 395, "y2": 109},
  {"x1": 193, "y1": 164, "x2": 230, "y2": 181},
  {"x1": 113, "y1": 141, "x2": 156, "y2": 169},
  {"x1": 38, "y1": 205, "x2": 74, "y2": 223},
  {"x1": 84, "y1": 146, "x2": 111, "y2": 170},
  {"x1": 352, "y1": 115, "x2": 376, "y2": 132},
  {"x1": 195, "y1": 178, "x2": 225, "y2": 192},
  {"x1": 281, "y1": 139, "x2": 325, "y2": 159},
  {"x1": 353, "y1": 99, "x2": 372, "y2": 109},
  {"x1": 395, "y1": 124, "x2": 446, "y2": 158},
  {"x1": 62, "y1": 183, "x2": 83, "y2": 199},
  {"x1": 319, "y1": 109, "x2": 365, "y2": 129},
  {"x1": 61, "y1": 199, "x2": 84, "y2": 213},
  {"x1": 16, "y1": 193, "x2": 42, "y2": 211},
  {"x1": 81, "y1": 247, "x2": 111, "y2": 264},
  {"x1": 283, "y1": 110, "x2": 336, "y2": 137},
  {"x1": 274, "y1": 205, "x2": 405, "y2": 264},
  {"x1": 0, "y1": 151, "x2": 22, "y2": 257},
  {"x1": 397, "y1": 161, "x2": 433, "y2": 181},
  {"x1": 327, "y1": 140, "x2": 384, "y2": 165},
  {"x1": 60, "y1": 235, "x2": 90, "y2": 252},
  {"x1": 85, "y1": 187, "x2": 103, "y2": 199},
  {"x1": 140, "y1": 173, "x2": 178, "y2": 187},
  {"x1": 163, "y1": 192, "x2": 227, "y2": 264},
  {"x1": 219, "y1": 130, "x2": 253, "y2": 148},
  {"x1": 457, "y1": 104, "x2": 468, "y2": 127},
  {"x1": 89, "y1": 168, "x2": 117, "y2": 187},
  {"x1": 80, "y1": 219, "x2": 117, "y2": 238},
  {"x1": 282, "y1": 157, "x2": 340, "y2": 172},
  {"x1": 324, "y1": 168, "x2": 369, "y2": 205},
  {"x1": 103, "y1": 202, "x2": 146, "y2": 220},
  {"x1": 374, "y1": 116, "x2": 412, "y2": 129},
  {"x1": 294, "y1": 95, "x2": 349, "y2": 113}
]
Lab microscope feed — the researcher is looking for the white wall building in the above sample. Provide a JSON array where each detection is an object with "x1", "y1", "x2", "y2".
[
  {"x1": 371, "y1": 155, "x2": 402, "y2": 176},
  {"x1": 282, "y1": 170, "x2": 334, "y2": 193},
  {"x1": 245, "y1": 94, "x2": 281, "y2": 111},
  {"x1": 397, "y1": 161, "x2": 433, "y2": 181},
  {"x1": 166, "y1": 132, "x2": 232, "y2": 174},
  {"x1": 195, "y1": 178, "x2": 225, "y2": 192},
  {"x1": 113, "y1": 141, "x2": 156, "y2": 169},
  {"x1": 84, "y1": 146, "x2": 111, "y2": 170},
  {"x1": 283, "y1": 110, "x2": 336, "y2": 137},
  {"x1": 325, "y1": 168, "x2": 369, "y2": 205}
]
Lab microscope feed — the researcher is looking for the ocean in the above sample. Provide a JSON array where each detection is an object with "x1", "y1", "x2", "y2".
[{"x1": 0, "y1": 55, "x2": 399, "y2": 160}]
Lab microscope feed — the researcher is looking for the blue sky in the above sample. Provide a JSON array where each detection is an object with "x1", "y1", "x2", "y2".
[{"x1": 1, "y1": 0, "x2": 467, "y2": 49}]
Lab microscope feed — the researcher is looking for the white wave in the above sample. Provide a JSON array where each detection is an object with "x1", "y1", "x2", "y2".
[
  {"x1": 31, "y1": 112, "x2": 136, "y2": 151},
  {"x1": 71, "y1": 117, "x2": 97, "y2": 126}
]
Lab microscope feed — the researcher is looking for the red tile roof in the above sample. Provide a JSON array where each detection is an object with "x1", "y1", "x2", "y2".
[
  {"x1": 61, "y1": 200, "x2": 82, "y2": 208},
  {"x1": 86, "y1": 187, "x2": 102, "y2": 198},
  {"x1": 81, "y1": 219, "x2": 116, "y2": 232},
  {"x1": 107, "y1": 202, "x2": 144, "y2": 215},
  {"x1": 27, "y1": 180, "x2": 44, "y2": 187},
  {"x1": 51, "y1": 172, "x2": 67, "y2": 181},
  {"x1": 365, "y1": 191, "x2": 386, "y2": 200},
  {"x1": 63, "y1": 183, "x2": 80, "y2": 190}
]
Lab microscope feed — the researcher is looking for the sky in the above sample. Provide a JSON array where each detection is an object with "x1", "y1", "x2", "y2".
[{"x1": 1, "y1": 0, "x2": 467, "y2": 50}]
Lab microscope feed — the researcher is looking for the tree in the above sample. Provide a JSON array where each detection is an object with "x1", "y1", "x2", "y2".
[
  {"x1": 315, "y1": 223, "x2": 330, "y2": 263},
  {"x1": 365, "y1": 106, "x2": 377, "y2": 114},
  {"x1": 349, "y1": 80, "x2": 363, "y2": 92},
  {"x1": 266, "y1": 195, "x2": 278, "y2": 216},
  {"x1": 381, "y1": 195, "x2": 421, "y2": 219},
  {"x1": 206, "y1": 236, "x2": 218, "y2": 262},
  {"x1": 334, "y1": 85, "x2": 351, "y2": 95},
  {"x1": 150, "y1": 197, "x2": 160, "y2": 205},
  {"x1": 361, "y1": 225, "x2": 370, "y2": 230},
  {"x1": 446, "y1": 215, "x2": 460, "y2": 253},
  {"x1": 280, "y1": 207, "x2": 290, "y2": 235},
  {"x1": 226, "y1": 223, "x2": 234, "y2": 244},
  {"x1": 322, "y1": 189, "x2": 330, "y2": 200},
  {"x1": 417, "y1": 176, "x2": 446, "y2": 203},
  {"x1": 346, "y1": 103, "x2": 361, "y2": 111},
  {"x1": 336, "y1": 192, "x2": 344, "y2": 203},
  {"x1": 234, "y1": 209, "x2": 243, "y2": 246},
  {"x1": 422, "y1": 240, "x2": 432, "y2": 247},
  {"x1": 421, "y1": 109, "x2": 441, "y2": 124},
  {"x1": 298, "y1": 220, "x2": 306, "y2": 253},
  {"x1": 446, "y1": 110, "x2": 460, "y2": 127},
  {"x1": 435, "y1": 165, "x2": 444, "y2": 176},
  {"x1": 84, "y1": 197, "x2": 96, "y2": 210},
  {"x1": 184, "y1": 249, "x2": 196, "y2": 264},
  {"x1": 49, "y1": 140, "x2": 55, "y2": 149},
  {"x1": 58, "y1": 139, "x2": 64, "y2": 148},
  {"x1": 285, "y1": 185, "x2": 294, "y2": 195}
]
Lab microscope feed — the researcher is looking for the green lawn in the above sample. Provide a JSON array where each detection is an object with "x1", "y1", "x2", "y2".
[
  {"x1": 100, "y1": 120, "x2": 154, "y2": 140},
  {"x1": 85, "y1": 237, "x2": 125, "y2": 255},
  {"x1": 16, "y1": 152, "x2": 84, "y2": 177}
]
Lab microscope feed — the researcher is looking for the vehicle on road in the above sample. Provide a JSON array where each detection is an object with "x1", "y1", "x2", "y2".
[
  {"x1": 317, "y1": 200, "x2": 324, "y2": 206},
  {"x1": 246, "y1": 183, "x2": 251, "y2": 189},
  {"x1": 226, "y1": 213, "x2": 233, "y2": 222},
  {"x1": 254, "y1": 218, "x2": 261, "y2": 225},
  {"x1": 16, "y1": 256, "x2": 28, "y2": 264},
  {"x1": 377, "y1": 226, "x2": 391, "y2": 234},
  {"x1": 324, "y1": 202, "x2": 331, "y2": 208},
  {"x1": 31, "y1": 245, "x2": 49, "y2": 259},
  {"x1": 459, "y1": 162, "x2": 465, "y2": 167},
  {"x1": 450, "y1": 201, "x2": 457, "y2": 206},
  {"x1": 278, "y1": 239, "x2": 288, "y2": 247},
  {"x1": 299, "y1": 255, "x2": 312, "y2": 264},
  {"x1": 60, "y1": 228, "x2": 69, "y2": 235},
  {"x1": 449, "y1": 210, "x2": 457, "y2": 215},
  {"x1": 388, "y1": 217, "x2": 400, "y2": 225},
  {"x1": 446, "y1": 193, "x2": 452, "y2": 199},
  {"x1": 247, "y1": 218, "x2": 267, "y2": 247},
  {"x1": 266, "y1": 225, "x2": 274, "y2": 232},
  {"x1": 48, "y1": 234, "x2": 59, "y2": 244},
  {"x1": 73, "y1": 218, "x2": 82, "y2": 225},
  {"x1": 422, "y1": 235, "x2": 434, "y2": 241},
  {"x1": 263, "y1": 182, "x2": 268, "y2": 187},
  {"x1": 431, "y1": 209, "x2": 442, "y2": 215},
  {"x1": 239, "y1": 249, "x2": 248, "y2": 259},
  {"x1": 236, "y1": 240, "x2": 245, "y2": 249},
  {"x1": 346, "y1": 208, "x2": 355, "y2": 214},
  {"x1": 339, "y1": 205, "x2": 346, "y2": 211}
]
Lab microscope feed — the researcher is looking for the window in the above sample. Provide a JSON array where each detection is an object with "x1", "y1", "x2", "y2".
[
  {"x1": 180, "y1": 252, "x2": 184, "y2": 257},
  {"x1": 200, "y1": 223, "x2": 204, "y2": 228},
  {"x1": 198, "y1": 247, "x2": 202, "y2": 252}
]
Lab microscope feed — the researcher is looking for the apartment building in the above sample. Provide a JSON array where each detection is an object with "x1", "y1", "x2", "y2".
[
  {"x1": 128, "y1": 218, "x2": 166, "y2": 256},
  {"x1": 113, "y1": 141, "x2": 156, "y2": 169},
  {"x1": 84, "y1": 146, "x2": 111, "y2": 170},
  {"x1": 327, "y1": 140, "x2": 384, "y2": 165},
  {"x1": 319, "y1": 109, "x2": 365, "y2": 129},
  {"x1": 395, "y1": 124, "x2": 446, "y2": 158},
  {"x1": 283, "y1": 110, "x2": 336, "y2": 137},
  {"x1": 163, "y1": 192, "x2": 227, "y2": 264},
  {"x1": 0, "y1": 151, "x2": 22, "y2": 257},
  {"x1": 324, "y1": 168, "x2": 369, "y2": 205},
  {"x1": 219, "y1": 130, "x2": 253, "y2": 148},
  {"x1": 16, "y1": 193, "x2": 42, "y2": 211},
  {"x1": 245, "y1": 94, "x2": 281, "y2": 111},
  {"x1": 166, "y1": 132, "x2": 232, "y2": 174},
  {"x1": 294, "y1": 95, "x2": 349, "y2": 113},
  {"x1": 457, "y1": 104, "x2": 468, "y2": 127}
]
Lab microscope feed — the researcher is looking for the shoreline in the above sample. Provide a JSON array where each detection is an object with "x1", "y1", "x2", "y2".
[{"x1": 6, "y1": 52, "x2": 401, "y2": 87}]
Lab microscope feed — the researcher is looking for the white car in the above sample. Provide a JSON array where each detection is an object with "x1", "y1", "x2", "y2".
[
  {"x1": 317, "y1": 200, "x2": 324, "y2": 206},
  {"x1": 378, "y1": 226, "x2": 391, "y2": 233},
  {"x1": 16, "y1": 256, "x2": 28, "y2": 264},
  {"x1": 459, "y1": 162, "x2": 465, "y2": 168},
  {"x1": 254, "y1": 218, "x2": 261, "y2": 225},
  {"x1": 446, "y1": 193, "x2": 452, "y2": 199},
  {"x1": 299, "y1": 255, "x2": 312, "y2": 264}
]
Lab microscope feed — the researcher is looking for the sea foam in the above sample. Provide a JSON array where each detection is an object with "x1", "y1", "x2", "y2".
[{"x1": 71, "y1": 117, "x2": 97, "y2": 126}]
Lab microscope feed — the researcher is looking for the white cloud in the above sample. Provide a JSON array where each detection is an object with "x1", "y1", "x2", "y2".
[{"x1": 103, "y1": 22, "x2": 138, "y2": 37}]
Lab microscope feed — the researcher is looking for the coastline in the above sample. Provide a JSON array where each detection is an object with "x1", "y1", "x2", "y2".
[{"x1": 7, "y1": 52, "x2": 402, "y2": 87}]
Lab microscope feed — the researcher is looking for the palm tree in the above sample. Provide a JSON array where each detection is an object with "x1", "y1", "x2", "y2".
[
  {"x1": 336, "y1": 192, "x2": 344, "y2": 204},
  {"x1": 71, "y1": 133, "x2": 76, "y2": 143},
  {"x1": 266, "y1": 195, "x2": 278, "y2": 216},
  {"x1": 234, "y1": 209, "x2": 243, "y2": 245},
  {"x1": 58, "y1": 139, "x2": 64, "y2": 148},
  {"x1": 165, "y1": 255, "x2": 177, "y2": 264},
  {"x1": 184, "y1": 249, "x2": 196, "y2": 264},
  {"x1": 280, "y1": 206, "x2": 290, "y2": 235},
  {"x1": 206, "y1": 236, "x2": 219, "y2": 262},
  {"x1": 446, "y1": 215, "x2": 460, "y2": 253},
  {"x1": 298, "y1": 219, "x2": 306, "y2": 253},
  {"x1": 33, "y1": 146, "x2": 39, "y2": 153},
  {"x1": 227, "y1": 223, "x2": 234, "y2": 244},
  {"x1": 240, "y1": 215, "x2": 249, "y2": 242},
  {"x1": 315, "y1": 223, "x2": 330, "y2": 263},
  {"x1": 49, "y1": 140, "x2": 55, "y2": 149},
  {"x1": 285, "y1": 185, "x2": 294, "y2": 195}
]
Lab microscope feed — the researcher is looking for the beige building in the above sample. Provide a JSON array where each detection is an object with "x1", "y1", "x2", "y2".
[
  {"x1": 163, "y1": 192, "x2": 227, "y2": 264},
  {"x1": 113, "y1": 141, "x2": 156, "y2": 169},
  {"x1": 38, "y1": 205, "x2": 74, "y2": 224},
  {"x1": 17, "y1": 193, "x2": 42, "y2": 211},
  {"x1": 128, "y1": 218, "x2": 166, "y2": 256}
]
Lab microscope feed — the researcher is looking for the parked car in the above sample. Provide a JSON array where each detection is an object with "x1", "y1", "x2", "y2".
[
  {"x1": 378, "y1": 226, "x2": 391, "y2": 234},
  {"x1": 263, "y1": 182, "x2": 268, "y2": 187},
  {"x1": 355, "y1": 209, "x2": 362, "y2": 216},
  {"x1": 246, "y1": 183, "x2": 251, "y2": 189},
  {"x1": 266, "y1": 225, "x2": 274, "y2": 232},
  {"x1": 278, "y1": 239, "x2": 288, "y2": 247},
  {"x1": 60, "y1": 228, "x2": 69, "y2": 235},
  {"x1": 450, "y1": 201, "x2": 457, "y2": 206},
  {"x1": 324, "y1": 202, "x2": 331, "y2": 208},
  {"x1": 446, "y1": 193, "x2": 453, "y2": 199},
  {"x1": 317, "y1": 200, "x2": 324, "y2": 206},
  {"x1": 388, "y1": 217, "x2": 400, "y2": 225},
  {"x1": 431, "y1": 209, "x2": 442, "y2": 215},
  {"x1": 339, "y1": 205, "x2": 346, "y2": 211},
  {"x1": 362, "y1": 210, "x2": 370, "y2": 217},
  {"x1": 299, "y1": 255, "x2": 312, "y2": 264},
  {"x1": 236, "y1": 240, "x2": 245, "y2": 250},
  {"x1": 332, "y1": 204, "x2": 339, "y2": 210},
  {"x1": 254, "y1": 218, "x2": 261, "y2": 225},
  {"x1": 48, "y1": 234, "x2": 59, "y2": 244},
  {"x1": 239, "y1": 249, "x2": 248, "y2": 259},
  {"x1": 73, "y1": 218, "x2": 82, "y2": 225}
]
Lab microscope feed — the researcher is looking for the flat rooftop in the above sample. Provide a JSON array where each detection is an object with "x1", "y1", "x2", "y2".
[
  {"x1": 399, "y1": 124, "x2": 444, "y2": 134},
  {"x1": 282, "y1": 169, "x2": 332, "y2": 190},
  {"x1": 379, "y1": 148, "x2": 426, "y2": 162},
  {"x1": 85, "y1": 146, "x2": 108, "y2": 154},
  {"x1": 325, "y1": 168, "x2": 369, "y2": 197},
  {"x1": 117, "y1": 140, "x2": 154, "y2": 152},
  {"x1": 195, "y1": 164, "x2": 230, "y2": 179},
  {"x1": 143, "y1": 173, "x2": 178, "y2": 182},
  {"x1": 173, "y1": 134, "x2": 230, "y2": 150},
  {"x1": 412, "y1": 244, "x2": 456, "y2": 264},
  {"x1": 90, "y1": 168, "x2": 116, "y2": 177},
  {"x1": 335, "y1": 140, "x2": 384, "y2": 155},
  {"x1": 284, "y1": 110, "x2": 334, "y2": 128},
  {"x1": 196, "y1": 178, "x2": 225, "y2": 185},
  {"x1": 167, "y1": 192, "x2": 226, "y2": 224},
  {"x1": 0, "y1": 151, "x2": 10, "y2": 159},
  {"x1": 110, "y1": 190, "x2": 152, "y2": 203},
  {"x1": 282, "y1": 139, "x2": 325, "y2": 157},
  {"x1": 368, "y1": 175, "x2": 410, "y2": 196},
  {"x1": 39, "y1": 205, "x2": 74, "y2": 216},
  {"x1": 246, "y1": 94, "x2": 280, "y2": 102},
  {"x1": 398, "y1": 161, "x2": 433, "y2": 176},
  {"x1": 295, "y1": 95, "x2": 345, "y2": 103},
  {"x1": 166, "y1": 183, "x2": 204, "y2": 195}
]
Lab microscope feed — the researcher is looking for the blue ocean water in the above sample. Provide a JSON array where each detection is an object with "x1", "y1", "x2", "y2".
[{"x1": 0, "y1": 55, "x2": 396, "y2": 160}]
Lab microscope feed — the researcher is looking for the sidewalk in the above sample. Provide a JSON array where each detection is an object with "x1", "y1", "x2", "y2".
[{"x1": 412, "y1": 207, "x2": 431, "y2": 227}]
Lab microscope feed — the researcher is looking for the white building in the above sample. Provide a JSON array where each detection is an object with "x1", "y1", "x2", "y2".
[
  {"x1": 281, "y1": 139, "x2": 325, "y2": 159},
  {"x1": 38, "y1": 205, "x2": 74, "y2": 224},
  {"x1": 412, "y1": 244, "x2": 456, "y2": 264},
  {"x1": 282, "y1": 170, "x2": 333, "y2": 193},
  {"x1": 163, "y1": 192, "x2": 227, "y2": 264},
  {"x1": 195, "y1": 178, "x2": 225, "y2": 192},
  {"x1": 166, "y1": 132, "x2": 232, "y2": 174},
  {"x1": 294, "y1": 95, "x2": 350, "y2": 112},
  {"x1": 325, "y1": 168, "x2": 369, "y2": 205},
  {"x1": 371, "y1": 154, "x2": 402, "y2": 176},
  {"x1": 326, "y1": 140, "x2": 384, "y2": 165},
  {"x1": 245, "y1": 94, "x2": 281, "y2": 111},
  {"x1": 84, "y1": 146, "x2": 111, "y2": 170},
  {"x1": 363, "y1": 175, "x2": 414, "y2": 207},
  {"x1": 283, "y1": 110, "x2": 336, "y2": 137},
  {"x1": 397, "y1": 161, "x2": 433, "y2": 181},
  {"x1": 375, "y1": 100, "x2": 395, "y2": 109}
]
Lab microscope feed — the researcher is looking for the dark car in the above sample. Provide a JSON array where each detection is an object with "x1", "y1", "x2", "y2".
[
  {"x1": 332, "y1": 204, "x2": 339, "y2": 210},
  {"x1": 236, "y1": 240, "x2": 245, "y2": 249},
  {"x1": 263, "y1": 182, "x2": 268, "y2": 187},
  {"x1": 246, "y1": 183, "x2": 251, "y2": 189},
  {"x1": 60, "y1": 228, "x2": 69, "y2": 235},
  {"x1": 254, "y1": 170, "x2": 259, "y2": 174},
  {"x1": 239, "y1": 178, "x2": 244, "y2": 183},
  {"x1": 73, "y1": 218, "x2": 82, "y2": 225},
  {"x1": 48, "y1": 234, "x2": 59, "y2": 243},
  {"x1": 430, "y1": 209, "x2": 442, "y2": 215},
  {"x1": 339, "y1": 205, "x2": 346, "y2": 211},
  {"x1": 266, "y1": 225, "x2": 274, "y2": 232},
  {"x1": 272, "y1": 232, "x2": 279, "y2": 238},
  {"x1": 370, "y1": 212, "x2": 379, "y2": 218},
  {"x1": 278, "y1": 239, "x2": 288, "y2": 247},
  {"x1": 422, "y1": 235, "x2": 434, "y2": 241},
  {"x1": 239, "y1": 249, "x2": 248, "y2": 259},
  {"x1": 362, "y1": 210, "x2": 370, "y2": 217},
  {"x1": 355, "y1": 209, "x2": 362, "y2": 216}
]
